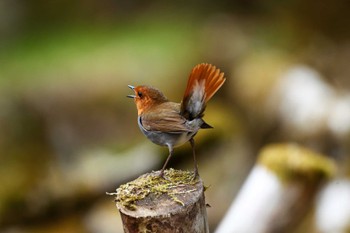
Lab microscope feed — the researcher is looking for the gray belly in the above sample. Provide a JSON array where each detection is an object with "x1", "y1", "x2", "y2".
[{"x1": 137, "y1": 116, "x2": 197, "y2": 147}]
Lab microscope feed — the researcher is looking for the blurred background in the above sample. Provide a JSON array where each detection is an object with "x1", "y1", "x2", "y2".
[{"x1": 1, "y1": 0, "x2": 350, "y2": 232}]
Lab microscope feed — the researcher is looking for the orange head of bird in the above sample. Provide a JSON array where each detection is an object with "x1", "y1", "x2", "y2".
[{"x1": 127, "y1": 85, "x2": 168, "y2": 115}]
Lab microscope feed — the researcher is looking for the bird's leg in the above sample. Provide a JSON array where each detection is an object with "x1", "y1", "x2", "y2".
[
  {"x1": 190, "y1": 138, "x2": 199, "y2": 178},
  {"x1": 159, "y1": 145, "x2": 173, "y2": 177}
]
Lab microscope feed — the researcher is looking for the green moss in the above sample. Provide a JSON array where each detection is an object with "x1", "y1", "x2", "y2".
[
  {"x1": 258, "y1": 143, "x2": 336, "y2": 183},
  {"x1": 108, "y1": 169, "x2": 198, "y2": 210}
]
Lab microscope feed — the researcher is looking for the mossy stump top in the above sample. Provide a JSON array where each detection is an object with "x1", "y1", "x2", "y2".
[
  {"x1": 109, "y1": 169, "x2": 208, "y2": 233},
  {"x1": 258, "y1": 143, "x2": 336, "y2": 183}
]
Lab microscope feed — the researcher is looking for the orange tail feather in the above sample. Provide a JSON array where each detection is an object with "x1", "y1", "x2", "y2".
[{"x1": 181, "y1": 63, "x2": 226, "y2": 119}]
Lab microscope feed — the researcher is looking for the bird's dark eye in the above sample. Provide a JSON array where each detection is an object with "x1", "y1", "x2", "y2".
[{"x1": 138, "y1": 91, "x2": 143, "y2": 98}]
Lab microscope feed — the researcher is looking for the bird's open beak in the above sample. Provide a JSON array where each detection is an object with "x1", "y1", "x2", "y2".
[{"x1": 127, "y1": 85, "x2": 136, "y2": 98}]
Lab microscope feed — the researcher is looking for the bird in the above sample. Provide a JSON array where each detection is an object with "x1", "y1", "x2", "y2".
[{"x1": 127, "y1": 63, "x2": 226, "y2": 177}]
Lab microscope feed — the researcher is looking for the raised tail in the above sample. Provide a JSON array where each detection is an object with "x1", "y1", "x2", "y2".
[{"x1": 181, "y1": 63, "x2": 226, "y2": 120}]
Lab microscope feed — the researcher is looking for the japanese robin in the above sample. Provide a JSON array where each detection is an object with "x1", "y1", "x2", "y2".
[{"x1": 127, "y1": 63, "x2": 225, "y2": 177}]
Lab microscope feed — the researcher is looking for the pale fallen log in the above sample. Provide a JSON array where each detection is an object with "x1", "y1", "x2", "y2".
[
  {"x1": 215, "y1": 143, "x2": 336, "y2": 233},
  {"x1": 316, "y1": 178, "x2": 350, "y2": 233}
]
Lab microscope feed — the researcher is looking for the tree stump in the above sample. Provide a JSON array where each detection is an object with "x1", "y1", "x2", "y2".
[
  {"x1": 215, "y1": 143, "x2": 337, "y2": 233},
  {"x1": 108, "y1": 169, "x2": 209, "y2": 233}
]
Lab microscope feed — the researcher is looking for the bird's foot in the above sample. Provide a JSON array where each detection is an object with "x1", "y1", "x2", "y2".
[
  {"x1": 158, "y1": 169, "x2": 165, "y2": 177},
  {"x1": 157, "y1": 169, "x2": 171, "y2": 181},
  {"x1": 191, "y1": 168, "x2": 200, "y2": 182}
]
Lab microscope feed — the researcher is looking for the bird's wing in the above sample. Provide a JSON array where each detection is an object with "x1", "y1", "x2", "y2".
[
  {"x1": 140, "y1": 102, "x2": 191, "y2": 133},
  {"x1": 181, "y1": 63, "x2": 225, "y2": 120}
]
